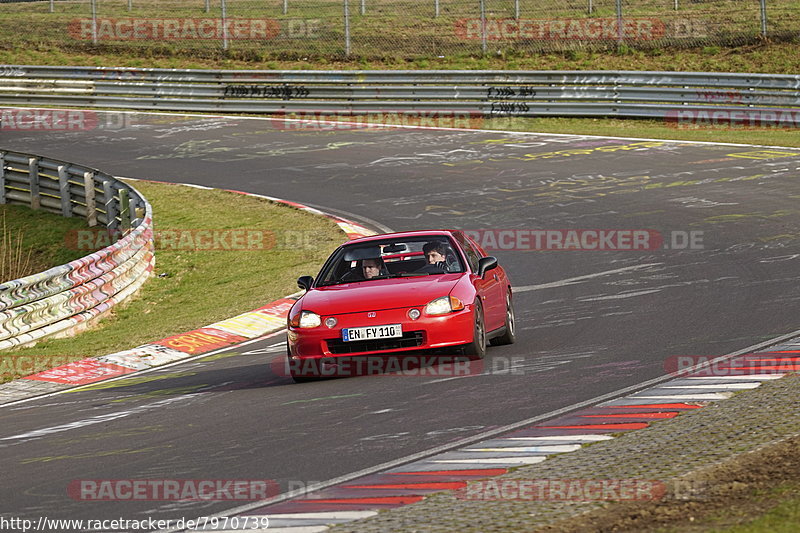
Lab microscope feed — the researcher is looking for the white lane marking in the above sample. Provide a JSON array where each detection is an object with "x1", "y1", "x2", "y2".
[
  {"x1": 504, "y1": 435, "x2": 614, "y2": 442},
  {"x1": 580, "y1": 289, "x2": 663, "y2": 301},
  {"x1": 759, "y1": 254, "x2": 800, "y2": 263},
  {"x1": 633, "y1": 393, "x2": 733, "y2": 400},
  {"x1": 467, "y1": 445, "x2": 582, "y2": 453},
  {"x1": 662, "y1": 383, "x2": 761, "y2": 390},
  {"x1": 685, "y1": 374, "x2": 785, "y2": 380},
  {"x1": 214, "y1": 525, "x2": 330, "y2": 533},
  {"x1": 425, "y1": 374, "x2": 483, "y2": 384},
  {"x1": 266, "y1": 512, "x2": 378, "y2": 520},
  {"x1": 514, "y1": 263, "x2": 663, "y2": 292},
  {"x1": 430, "y1": 457, "x2": 548, "y2": 465},
  {"x1": 0, "y1": 396, "x2": 186, "y2": 442},
  {"x1": 1, "y1": 331, "x2": 285, "y2": 408}
]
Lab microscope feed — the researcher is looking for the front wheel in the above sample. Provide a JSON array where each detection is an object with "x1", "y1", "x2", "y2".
[
  {"x1": 462, "y1": 300, "x2": 487, "y2": 360},
  {"x1": 490, "y1": 291, "x2": 516, "y2": 346}
]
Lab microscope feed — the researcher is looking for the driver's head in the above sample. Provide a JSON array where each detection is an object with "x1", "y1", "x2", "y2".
[
  {"x1": 361, "y1": 258, "x2": 383, "y2": 279},
  {"x1": 423, "y1": 242, "x2": 448, "y2": 265}
]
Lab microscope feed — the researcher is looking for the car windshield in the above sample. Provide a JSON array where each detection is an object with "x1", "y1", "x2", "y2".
[{"x1": 316, "y1": 236, "x2": 465, "y2": 286}]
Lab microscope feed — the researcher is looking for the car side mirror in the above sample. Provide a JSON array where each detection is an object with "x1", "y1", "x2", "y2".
[
  {"x1": 297, "y1": 276, "x2": 314, "y2": 291},
  {"x1": 477, "y1": 257, "x2": 498, "y2": 277}
]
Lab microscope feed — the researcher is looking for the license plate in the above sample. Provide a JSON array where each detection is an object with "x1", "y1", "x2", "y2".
[{"x1": 342, "y1": 324, "x2": 403, "y2": 342}]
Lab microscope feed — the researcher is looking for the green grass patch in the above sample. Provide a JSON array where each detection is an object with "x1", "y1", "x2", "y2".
[
  {"x1": 0, "y1": 205, "x2": 95, "y2": 282},
  {"x1": 1, "y1": 41, "x2": 800, "y2": 74},
  {"x1": 0, "y1": 181, "x2": 344, "y2": 382},
  {"x1": 716, "y1": 484, "x2": 800, "y2": 532}
]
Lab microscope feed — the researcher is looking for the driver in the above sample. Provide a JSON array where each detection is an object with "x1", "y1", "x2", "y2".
[
  {"x1": 417, "y1": 241, "x2": 450, "y2": 273},
  {"x1": 341, "y1": 256, "x2": 387, "y2": 281},
  {"x1": 361, "y1": 257, "x2": 384, "y2": 279}
]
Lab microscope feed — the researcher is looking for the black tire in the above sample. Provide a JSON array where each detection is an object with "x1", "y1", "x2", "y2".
[
  {"x1": 462, "y1": 299, "x2": 487, "y2": 360},
  {"x1": 490, "y1": 291, "x2": 516, "y2": 346}
]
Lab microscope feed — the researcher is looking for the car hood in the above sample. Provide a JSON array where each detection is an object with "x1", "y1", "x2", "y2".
[{"x1": 302, "y1": 274, "x2": 464, "y2": 315}]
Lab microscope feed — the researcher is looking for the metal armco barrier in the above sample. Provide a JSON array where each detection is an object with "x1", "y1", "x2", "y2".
[
  {"x1": 0, "y1": 66, "x2": 798, "y2": 122},
  {"x1": 0, "y1": 150, "x2": 154, "y2": 350}
]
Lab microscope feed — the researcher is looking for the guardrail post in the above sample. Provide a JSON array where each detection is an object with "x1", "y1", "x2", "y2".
[
  {"x1": 129, "y1": 194, "x2": 142, "y2": 227},
  {"x1": 28, "y1": 158, "x2": 40, "y2": 210},
  {"x1": 480, "y1": 0, "x2": 487, "y2": 55},
  {"x1": 0, "y1": 152, "x2": 5, "y2": 205},
  {"x1": 119, "y1": 188, "x2": 131, "y2": 231},
  {"x1": 103, "y1": 180, "x2": 119, "y2": 230},
  {"x1": 221, "y1": 0, "x2": 229, "y2": 51},
  {"x1": 58, "y1": 165, "x2": 72, "y2": 217},
  {"x1": 760, "y1": 0, "x2": 768, "y2": 37},
  {"x1": 91, "y1": 0, "x2": 98, "y2": 45},
  {"x1": 84, "y1": 172, "x2": 97, "y2": 227},
  {"x1": 344, "y1": 0, "x2": 351, "y2": 56}
]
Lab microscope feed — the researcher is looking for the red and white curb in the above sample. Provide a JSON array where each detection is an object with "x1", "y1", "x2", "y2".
[
  {"x1": 185, "y1": 339, "x2": 800, "y2": 532},
  {"x1": 0, "y1": 183, "x2": 375, "y2": 404}
]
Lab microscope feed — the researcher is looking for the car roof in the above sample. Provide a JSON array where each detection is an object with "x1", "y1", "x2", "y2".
[{"x1": 345, "y1": 230, "x2": 460, "y2": 245}]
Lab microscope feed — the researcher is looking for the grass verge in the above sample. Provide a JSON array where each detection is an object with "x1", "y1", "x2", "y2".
[
  {"x1": 545, "y1": 433, "x2": 800, "y2": 532},
  {"x1": 0, "y1": 181, "x2": 344, "y2": 383},
  {"x1": 1, "y1": 42, "x2": 799, "y2": 73},
  {"x1": 0, "y1": 205, "x2": 95, "y2": 282}
]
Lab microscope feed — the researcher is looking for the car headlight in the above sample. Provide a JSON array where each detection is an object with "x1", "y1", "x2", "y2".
[
  {"x1": 425, "y1": 296, "x2": 465, "y2": 315},
  {"x1": 290, "y1": 310, "x2": 322, "y2": 328}
]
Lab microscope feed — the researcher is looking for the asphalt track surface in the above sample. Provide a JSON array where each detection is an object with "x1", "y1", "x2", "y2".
[{"x1": 2, "y1": 112, "x2": 800, "y2": 528}]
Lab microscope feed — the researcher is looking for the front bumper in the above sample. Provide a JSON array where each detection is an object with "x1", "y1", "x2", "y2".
[{"x1": 287, "y1": 305, "x2": 474, "y2": 359}]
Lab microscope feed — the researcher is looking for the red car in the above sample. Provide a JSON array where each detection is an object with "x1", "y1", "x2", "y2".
[{"x1": 286, "y1": 230, "x2": 515, "y2": 381}]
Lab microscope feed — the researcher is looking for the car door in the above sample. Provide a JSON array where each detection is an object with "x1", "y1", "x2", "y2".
[{"x1": 456, "y1": 233, "x2": 505, "y2": 332}]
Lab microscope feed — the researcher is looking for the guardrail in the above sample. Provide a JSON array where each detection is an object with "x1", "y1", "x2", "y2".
[
  {"x1": 0, "y1": 150, "x2": 154, "y2": 350},
  {"x1": 0, "y1": 66, "x2": 799, "y2": 123}
]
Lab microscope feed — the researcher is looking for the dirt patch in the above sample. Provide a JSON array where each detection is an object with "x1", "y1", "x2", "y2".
[{"x1": 540, "y1": 434, "x2": 800, "y2": 532}]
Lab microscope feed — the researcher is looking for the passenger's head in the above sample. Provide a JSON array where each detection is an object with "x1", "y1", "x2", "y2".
[
  {"x1": 361, "y1": 257, "x2": 384, "y2": 279},
  {"x1": 423, "y1": 242, "x2": 448, "y2": 265}
]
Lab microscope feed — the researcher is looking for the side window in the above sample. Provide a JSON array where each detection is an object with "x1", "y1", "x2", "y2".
[{"x1": 454, "y1": 234, "x2": 480, "y2": 272}]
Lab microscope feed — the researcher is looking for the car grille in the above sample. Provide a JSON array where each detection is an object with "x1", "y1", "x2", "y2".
[{"x1": 326, "y1": 331, "x2": 425, "y2": 355}]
